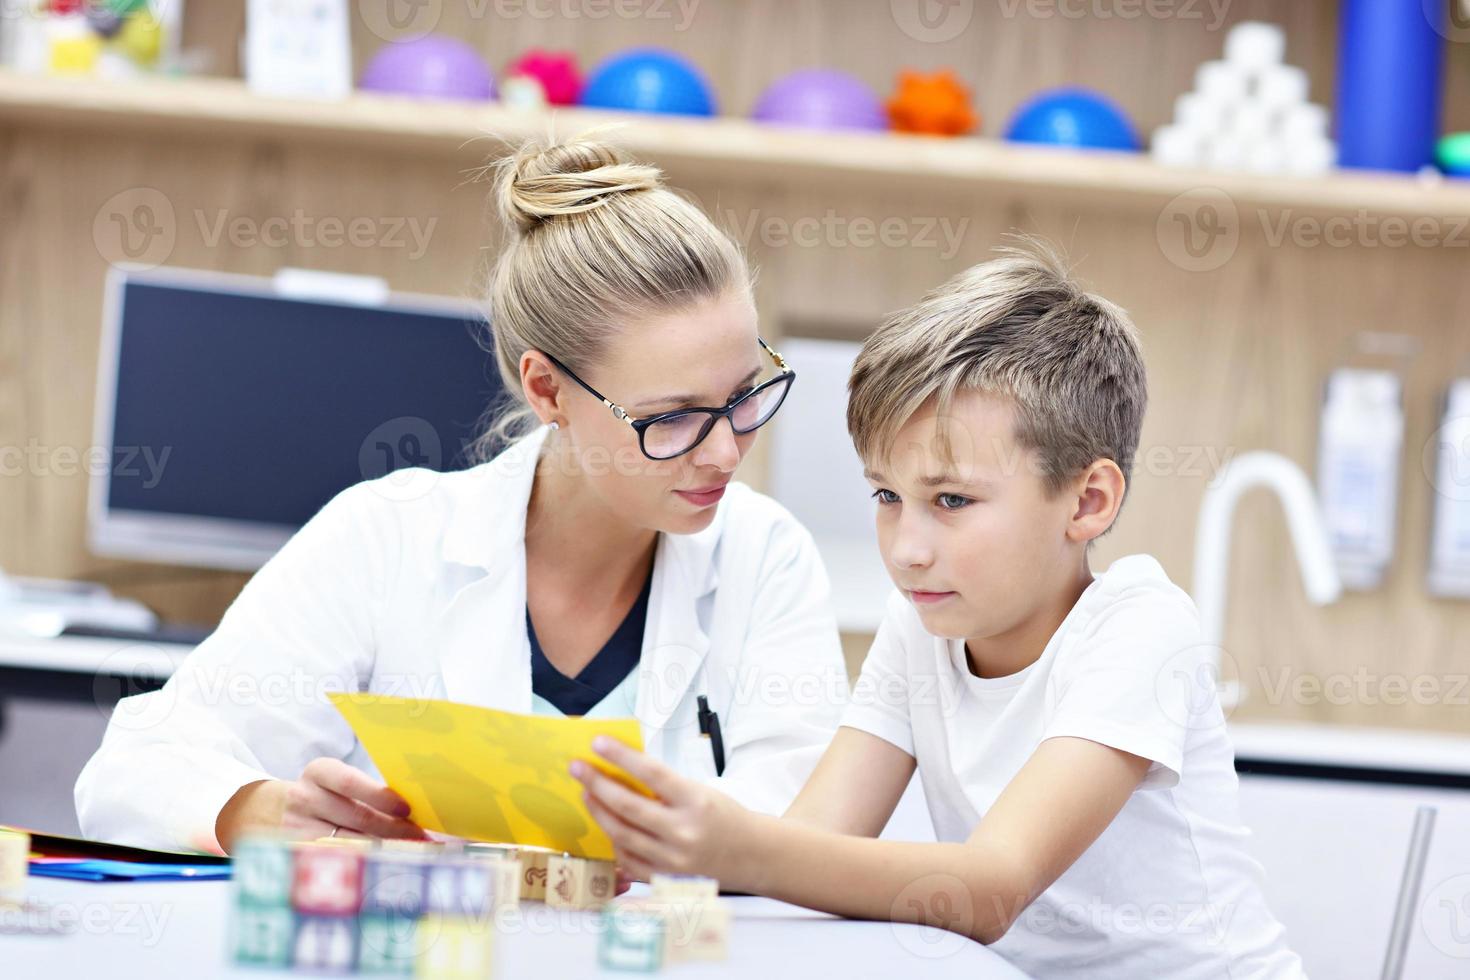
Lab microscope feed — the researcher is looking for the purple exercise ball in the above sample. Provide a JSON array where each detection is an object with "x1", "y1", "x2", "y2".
[
  {"x1": 360, "y1": 35, "x2": 495, "y2": 102},
  {"x1": 752, "y1": 69, "x2": 887, "y2": 131}
]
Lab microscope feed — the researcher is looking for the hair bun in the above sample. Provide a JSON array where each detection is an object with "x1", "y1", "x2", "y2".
[{"x1": 493, "y1": 134, "x2": 664, "y2": 236}]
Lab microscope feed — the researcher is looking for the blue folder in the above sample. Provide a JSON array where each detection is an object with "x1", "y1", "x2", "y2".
[{"x1": 29, "y1": 859, "x2": 232, "y2": 882}]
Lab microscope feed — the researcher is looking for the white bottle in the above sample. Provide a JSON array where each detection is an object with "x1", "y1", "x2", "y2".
[
  {"x1": 245, "y1": 0, "x2": 352, "y2": 100},
  {"x1": 1315, "y1": 368, "x2": 1404, "y2": 589},
  {"x1": 1428, "y1": 380, "x2": 1470, "y2": 597}
]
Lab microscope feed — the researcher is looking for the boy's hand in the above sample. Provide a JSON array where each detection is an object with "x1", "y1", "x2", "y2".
[{"x1": 571, "y1": 736, "x2": 753, "y2": 889}]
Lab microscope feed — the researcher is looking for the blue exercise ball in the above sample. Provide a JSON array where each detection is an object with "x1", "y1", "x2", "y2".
[
  {"x1": 1005, "y1": 87, "x2": 1140, "y2": 151},
  {"x1": 580, "y1": 48, "x2": 716, "y2": 116}
]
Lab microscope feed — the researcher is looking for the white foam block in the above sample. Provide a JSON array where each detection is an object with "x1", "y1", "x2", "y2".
[
  {"x1": 1205, "y1": 138, "x2": 1250, "y2": 172},
  {"x1": 1196, "y1": 60, "x2": 1251, "y2": 103},
  {"x1": 1175, "y1": 91, "x2": 1231, "y2": 132},
  {"x1": 1151, "y1": 125, "x2": 1204, "y2": 168},
  {"x1": 1279, "y1": 102, "x2": 1330, "y2": 143},
  {"x1": 1245, "y1": 142, "x2": 1288, "y2": 175},
  {"x1": 1228, "y1": 101, "x2": 1275, "y2": 142},
  {"x1": 1255, "y1": 64, "x2": 1310, "y2": 109},
  {"x1": 1287, "y1": 138, "x2": 1337, "y2": 175},
  {"x1": 1225, "y1": 21, "x2": 1286, "y2": 69}
]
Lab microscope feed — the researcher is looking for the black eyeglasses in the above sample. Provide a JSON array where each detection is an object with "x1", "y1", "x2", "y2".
[{"x1": 541, "y1": 338, "x2": 796, "y2": 461}]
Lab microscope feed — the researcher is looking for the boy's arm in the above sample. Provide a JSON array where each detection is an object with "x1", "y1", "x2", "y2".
[
  {"x1": 574, "y1": 734, "x2": 1149, "y2": 944},
  {"x1": 781, "y1": 726, "x2": 916, "y2": 836}
]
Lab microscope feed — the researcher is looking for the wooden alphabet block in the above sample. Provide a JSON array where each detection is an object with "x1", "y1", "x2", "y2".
[
  {"x1": 545, "y1": 855, "x2": 616, "y2": 910},
  {"x1": 617, "y1": 897, "x2": 732, "y2": 965},
  {"x1": 464, "y1": 852, "x2": 521, "y2": 910},
  {"x1": 516, "y1": 848, "x2": 551, "y2": 902},
  {"x1": 661, "y1": 900, "x2": 730, "y2": 964},
  {"x1": 649, "y1": 873, "x2": 719, "y2": 904},
  {"x1": 378, "y1": 839, "x2": 445, "y2": 856},
  {"x1": 0, "y1": 829, "x2": 29, "y2": 901},
  {"x1": 313, "y1": 835, "x2": 375, "y2": 851}
]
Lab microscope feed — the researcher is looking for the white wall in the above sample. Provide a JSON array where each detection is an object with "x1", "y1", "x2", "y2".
[{"x1": 767, "y1": 337, "x2": 892, "y2": 633}]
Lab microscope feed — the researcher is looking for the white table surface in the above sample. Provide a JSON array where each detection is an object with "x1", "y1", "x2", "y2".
[
  {"x1": 1227, "y1": 721, "x2": 1470, "y2": 778},
  {"x1": 2, "y1": 877, "x2": 1030, "y2": 979}
]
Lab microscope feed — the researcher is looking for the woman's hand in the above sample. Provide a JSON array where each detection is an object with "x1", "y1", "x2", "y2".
[
  {"x1": 216, "y1": 757, "x2": 429, "y2": 852},
  {"x1": 570, "y1": 736, "x2": 756, "y2": 890}
]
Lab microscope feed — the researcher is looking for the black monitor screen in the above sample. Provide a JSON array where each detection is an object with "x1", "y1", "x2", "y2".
[{"x1": 107, "y1": 278, "x2": 500, "y2": 528}]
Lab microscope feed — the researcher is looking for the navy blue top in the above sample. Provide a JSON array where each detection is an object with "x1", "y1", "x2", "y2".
[{"x1": 527, "y1": 566, "x2": 654, "y2": 716}]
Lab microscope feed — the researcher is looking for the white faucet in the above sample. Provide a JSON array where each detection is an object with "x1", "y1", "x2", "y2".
[{"x1": 1192, "y1": 451, "x2": 1342, "y2": 704}]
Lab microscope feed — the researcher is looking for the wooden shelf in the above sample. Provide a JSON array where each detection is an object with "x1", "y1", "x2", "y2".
[{"x1": 3, "y1": 69, "x2": 1470, "y2": 219}]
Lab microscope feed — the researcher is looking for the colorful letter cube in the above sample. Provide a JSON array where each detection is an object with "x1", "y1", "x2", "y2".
[
  {"x1": 229, "y1": 835, "x2": 520, "y2": 975},
  {"x1": 357, "y1": 912, "x2": 419, "y2": 976},
  {"x1": 424, "y1": 859, "x2": 493, "y2": 919},
  {"x1": 362, "y1": 854, "x2": 427, "y2": 918},
  {"x1": 293, "y1": 844, "x2": 365, "y2": 916},
  {"x1": 414, "y1": 914, "x2": 495, "y2": 979},
  {"x1": 233, "y1": 904, "x2": 296, "y2": 968},
  {"x1": 292, "y1": 913, "x2": 359, "y2": 971},
  {"x1": 598, "y1": 905, "x2": 664, "y2": 972},
  {"x1": 232, "y1": 837, "x2": 294, "y2": 908}
]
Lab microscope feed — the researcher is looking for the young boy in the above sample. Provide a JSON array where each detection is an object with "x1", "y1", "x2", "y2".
[{"x1": 571, "y1": 244, "x2": 1305, "y2": 977}]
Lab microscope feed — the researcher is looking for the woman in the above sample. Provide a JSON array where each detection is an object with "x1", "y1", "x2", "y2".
[{"x1": 75, "y1": 135, "x2": 847, "y2": 854}]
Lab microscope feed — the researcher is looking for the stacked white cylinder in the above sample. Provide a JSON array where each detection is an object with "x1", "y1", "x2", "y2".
[{"x1": 1151, "y1": 21, "x2": 1336, "y2": 175}]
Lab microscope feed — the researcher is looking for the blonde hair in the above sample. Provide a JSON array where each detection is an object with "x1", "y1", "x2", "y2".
[
  {"x1": 847, "y1": 238, "x2": 1147, "y2": 511},
  {"x1": 471, "y1": 133, "x2": 750, "y2": 460}
]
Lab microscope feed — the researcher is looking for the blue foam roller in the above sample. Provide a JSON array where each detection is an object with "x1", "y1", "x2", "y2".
[{"x1": 1336, "y1": 0, "x2": 1445, "y2": 172}]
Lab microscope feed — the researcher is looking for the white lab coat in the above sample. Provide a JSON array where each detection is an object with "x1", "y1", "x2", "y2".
[{"x1": 75, "y1": 426, "x2": 848, "y2": 853}]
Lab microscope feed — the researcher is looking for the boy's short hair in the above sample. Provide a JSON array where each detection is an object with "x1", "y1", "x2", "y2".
[{"x1": 847, "y1": 239, "x2": 1147, "y2": 508}]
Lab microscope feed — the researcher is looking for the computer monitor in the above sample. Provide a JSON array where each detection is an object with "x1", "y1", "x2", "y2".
[{"x1": 89, "y1": 266, "x2": 502, "y2": 571}]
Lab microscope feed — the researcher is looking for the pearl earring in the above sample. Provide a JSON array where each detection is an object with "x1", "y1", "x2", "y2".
[{"x1": 548, "y1": 421, "x2": 560, "y2": 431}]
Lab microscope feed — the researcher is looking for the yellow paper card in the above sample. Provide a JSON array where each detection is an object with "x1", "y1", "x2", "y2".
[{"x1": 328, "y1": 693, "x2": 650, "y2": 860}]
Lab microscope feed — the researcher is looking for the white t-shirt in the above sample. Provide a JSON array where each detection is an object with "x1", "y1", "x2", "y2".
[{"x1": 841, "y1": 554, "x2": 1306, "y2": 979}]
